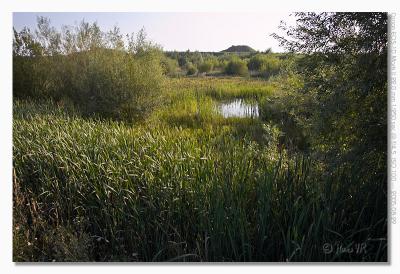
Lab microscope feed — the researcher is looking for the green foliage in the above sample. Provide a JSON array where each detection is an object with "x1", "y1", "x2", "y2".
[
  {"x1": 247, "y1": 54, "x2": 282, "y2": 78},
  {"x1": 273, "y1": 12, "x2": 387, "y2": 182},
  {"x1": 259, "y1": 89, "x2": 311, "y2": 151},
  {"x1": 13, "y1": 27, "x2": 42, "y2": 57},
  {"x1": 225, "y1": 58, "x2": 249, "y2": 76},
  {"x1": 247, "y1": 54, "x2": 266, "y2": 71},
  {"x1": 161, "y1": 56, "x2": 180, "y2": 76},
  {"x1": 165, "y1": 51, "x2": 254, "y2": 76},
  {"x1": 59, "y1": 48, "x2": 164, "y2": 121},
  {"x1": 12, "y1": 13, "x2": 387, "y2": 263},
  {"x1": 13, "y1": 17, "x2": 165, "y2": 121},
  {"x1": 186, "y1": 62, "x2": 198, "y2": 75},
  {"x1": 273, "y1": 12, "x2": 387, "y2": 54},
  {"x1": 166, "y1": 77, "x2": 274, "y2": 100},
  {"x1": 198, "y1": 60, "x2": 214, "y2": 73},
  {"x1": 13, "y1": 100, "x2": 387, "y2": 262}
]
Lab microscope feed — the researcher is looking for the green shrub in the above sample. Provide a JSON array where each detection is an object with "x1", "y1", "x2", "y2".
[
  {"x1": 225, "y1": 58, "x2": 249, "y2": 76},
  {"x1": 248, "y1": 54, "x2": 264, "y2": 71},
  {"x1": 198, "y1": 61, "x2": 213, "y2": 73},
  {"x1": 58, "y1": 48, "x2": 164, "y2": 121},
  {"x1": 186, "y1": 62, "x2": 198, "y2": 75},
  {"x1": 161, "y1": 56, "x2": 179, "y2": 76},
  {"x1": 13, "y1": 18, "x2": 165, "y2": 121},
  {"x1": 248, "y1": 54, "x2": 281, "y2": 78}
]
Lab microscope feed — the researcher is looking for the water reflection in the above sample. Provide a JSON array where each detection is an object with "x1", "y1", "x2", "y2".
[{"x1": 218, "y1": 99, "x2": 259, "y2": 118}]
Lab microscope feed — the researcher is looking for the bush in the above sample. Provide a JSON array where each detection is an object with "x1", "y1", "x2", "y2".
[
  {"x1": 248, "y1": 54, "x2": 281, "y2": 78},
  {"x1": 59, "y1": 49, "x2": 164, "y2": 121},
  {"x1": 198, "y1": 61, "x2": 213, "y2": 73},
  {"x1": 161, "y1": 56, "x2": 179, "y2": 76},
  {"x1": 248, "y1": 54, "x2": 264, "y2": 71},
  {"x1": 225, "y1": 58, "x2": 249, "y2": 76},
  {"x1": 186, "y1": 62, "x2": 198, "y2": 75},
  {"x1": 13, "y1": 18, "x2": 165, "y2": 121},
  {"x1": 13, "y1": 56, "x2": 42, "y2": 99}
]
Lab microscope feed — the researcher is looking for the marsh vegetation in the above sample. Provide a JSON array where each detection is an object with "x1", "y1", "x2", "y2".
[{"x1": 13, "y1": 13, "x2": 387, "y2": 262}]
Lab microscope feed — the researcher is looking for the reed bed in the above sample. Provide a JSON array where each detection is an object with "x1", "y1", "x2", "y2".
[
  {"x1": 166, "y1": 77, "x2": 276, "y2": 100},
  {"x1": 13, "y1": 100, "x2": 386, "y2": 262}
]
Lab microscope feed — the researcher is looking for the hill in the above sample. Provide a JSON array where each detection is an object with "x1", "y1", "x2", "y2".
[{"x1": 221, "y1": 45, "x2": 256, "y2": 53}]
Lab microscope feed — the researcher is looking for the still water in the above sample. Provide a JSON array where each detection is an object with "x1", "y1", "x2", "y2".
[{"x1": 218, "y1": 99, "x2": 259, "y2": 118}]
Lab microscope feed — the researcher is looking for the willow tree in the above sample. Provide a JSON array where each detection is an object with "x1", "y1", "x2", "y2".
[
  {"x1": 13, "y1": 17, "x2": 165, "y2": 121},
  {"x1": 273, "y1": 13, "x2": 387, "y2": 180}
]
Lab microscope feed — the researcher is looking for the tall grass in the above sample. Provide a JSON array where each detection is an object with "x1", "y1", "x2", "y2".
[
  {"x1": 13, "y1": 100, "x2": 386, "y2": 262},
  {"x1": 166, "y1": 77, "x2": 276, "y2": 100}
]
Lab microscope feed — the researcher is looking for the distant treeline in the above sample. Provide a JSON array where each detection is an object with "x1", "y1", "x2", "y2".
[{"x1": 163, "y1": 48, "x2": 290, "y2": 77}]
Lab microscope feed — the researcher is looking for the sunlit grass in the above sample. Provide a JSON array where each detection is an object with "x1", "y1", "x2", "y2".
[
  {"x1": 13, "y1": 98, "x2": 386, "y2": 262},
  {"x1": 166, "y1": 77, "x2": 276, "y2": 100}
]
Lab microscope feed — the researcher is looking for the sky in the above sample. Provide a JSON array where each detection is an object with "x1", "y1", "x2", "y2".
[{"x1": 13, "y1": 12, "x2": 294, "y2": 52}]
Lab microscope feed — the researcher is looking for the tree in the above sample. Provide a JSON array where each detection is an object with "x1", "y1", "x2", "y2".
[
  {"x1": 273, "y1": 12, "x2": 387, "y2": 180},
  {"x1": 13, "y1": 27, "x2": 42, "y2": 57},
  {"x1": 13, "y1": 18, "x2": 166, "y2": 121},
  {"x1": 273, "y1": 13, "x2": 387, "y2": 54}
]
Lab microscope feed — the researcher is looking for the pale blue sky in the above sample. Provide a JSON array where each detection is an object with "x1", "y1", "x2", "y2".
[{"x1": 13, "y1": 12, "x2": 294, "y2": 52}]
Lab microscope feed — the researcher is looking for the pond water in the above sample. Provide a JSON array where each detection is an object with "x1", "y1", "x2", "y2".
[{"x1": 218, "y1": 99, "x2": 259, "y2": 118}]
